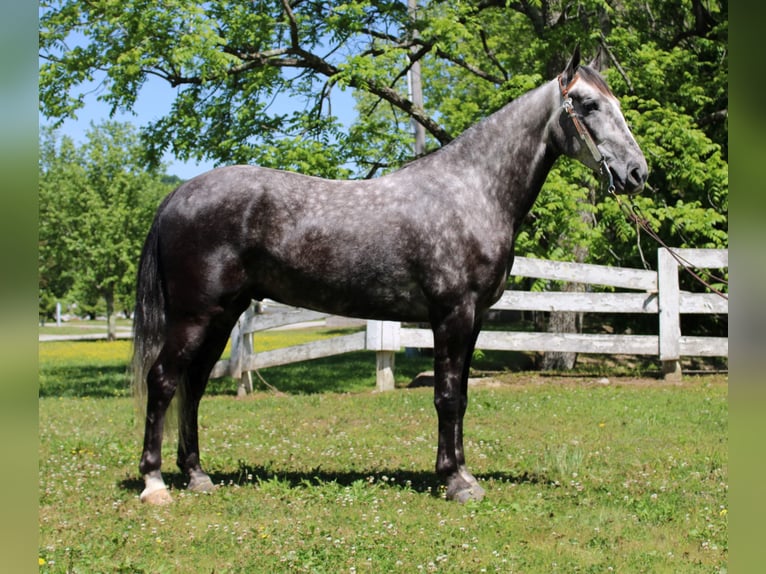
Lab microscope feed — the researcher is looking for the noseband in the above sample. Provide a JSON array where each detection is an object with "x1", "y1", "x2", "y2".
[{"x1": 558, "y1": 74, "x2": 615, "y2": 194}]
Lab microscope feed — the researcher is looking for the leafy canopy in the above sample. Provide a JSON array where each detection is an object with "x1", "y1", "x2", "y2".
[{"x1": 40, "y1": 0, "x2": 727, "y2": 276}]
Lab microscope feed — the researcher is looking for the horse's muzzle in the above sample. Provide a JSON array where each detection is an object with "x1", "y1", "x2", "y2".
[{"x1": 615, "y1": 159, "x2": 648, "y2": 195}]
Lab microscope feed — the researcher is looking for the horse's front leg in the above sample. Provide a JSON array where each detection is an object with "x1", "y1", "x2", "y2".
[{"x1": 432, "y1": 304, "x2": 486, "y2": 503}]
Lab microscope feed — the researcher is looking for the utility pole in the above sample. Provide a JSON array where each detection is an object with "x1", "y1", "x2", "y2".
[{"x1": 407, "y1": 0, "x2": 426, "y2": 156}]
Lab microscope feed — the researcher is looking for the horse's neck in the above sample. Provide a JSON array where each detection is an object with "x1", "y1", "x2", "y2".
[{"x1": 436, "y1": 80, "x2": 560, "y2": 219}]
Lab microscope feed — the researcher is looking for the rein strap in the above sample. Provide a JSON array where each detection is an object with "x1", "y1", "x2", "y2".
[{"x1": 607, "y1": 188, "x2": 729, "y2": 300}]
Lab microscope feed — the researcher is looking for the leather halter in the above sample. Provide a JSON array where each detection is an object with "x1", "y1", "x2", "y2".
[{"x1": 558, "y1": 73, "x2": 615, "y2": 193}]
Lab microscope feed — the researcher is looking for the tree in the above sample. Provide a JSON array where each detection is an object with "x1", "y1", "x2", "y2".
[
  {"x1": 39, "y1": 122, "x2": 171, "y2": 339},
  {"x1": 40, "y1": 0, "x2": 727, "y2": 359},
  {"x1": 39, "y1": 127, "x2": 82, "y2": 322},
  {"x1": 40, "y1": 0, "x2": 727, "y2": 212}
]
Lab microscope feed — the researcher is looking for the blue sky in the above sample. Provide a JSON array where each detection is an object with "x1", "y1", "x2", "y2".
[
  {"x1": 42, "y1": 74, "x2": 212, "y2": 180},
  {"x1": 42, "y1": 70, "x2": 358, "y2": 181}
]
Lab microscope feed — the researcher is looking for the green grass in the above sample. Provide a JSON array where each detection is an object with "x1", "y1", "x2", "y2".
[{"x1": 38, "y1": 334, "x2": 728, "y2": 573}]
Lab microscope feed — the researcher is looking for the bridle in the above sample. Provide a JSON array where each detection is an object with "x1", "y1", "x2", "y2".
[
  {"x1": 557, "y1": 72, "x2": 728, "y2": 300},
  {"x1": 558, "y1": 73, "x2": 615, "y2": 194}
]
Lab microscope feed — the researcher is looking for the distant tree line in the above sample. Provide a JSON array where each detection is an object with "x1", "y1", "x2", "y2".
[{"x1": 38, "y1": 122, "x2": 176, "y2": 339}]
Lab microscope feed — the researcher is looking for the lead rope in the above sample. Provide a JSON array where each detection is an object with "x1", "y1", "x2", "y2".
[{"x1": 607, "y1": 189, "x2": 729, "y2": 300}]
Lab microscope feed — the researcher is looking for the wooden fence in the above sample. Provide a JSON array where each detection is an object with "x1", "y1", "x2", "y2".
[{"x1": 210, "y1": 248, "x2": 728, "y2": 394}]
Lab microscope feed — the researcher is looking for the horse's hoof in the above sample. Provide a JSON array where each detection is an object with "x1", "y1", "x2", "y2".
[
  {"x1": 140, "y1": 487, "x2": 173, "y2": 505},
  {"x1": 446, "y1": 482, "x2": 486, "y2": 503},
  {"x1": 445, "y1": 469, "x2": 486, "y2": 503},
  {"x1": 187, "y1": 474, "x2": 216, "y2": 493}
]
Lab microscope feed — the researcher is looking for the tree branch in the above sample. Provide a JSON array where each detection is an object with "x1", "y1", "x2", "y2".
[
  {"x1": 390, "y1": 41, "x2": 432, "y2": 89},
  {"x1": 219, "y1": 2, "x2": 454, "y2": 146},
  {"x1": 222, "y1": 46, "x2": 452, "y2": 145},
  {"x1": 598, "y1": 33, "x2": 633, "y2": 92},
  {"x1": 434, "y1": 47, "x2": 506, "y2": 85},
  {"x1": 280, "y1": 0, "x2": 301, "y2": 50},
  {"x1": 480, "y1": 28, "x2": 509, "y2": 81},
  {"x1": 364, "y1": 82, "x2": 452, "y2": 145},
  {"x1": 670, "y1": 0, "x2": 718, "y2": 47}
]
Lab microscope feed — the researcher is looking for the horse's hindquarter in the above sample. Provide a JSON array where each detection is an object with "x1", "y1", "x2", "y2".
[{"x1": 163, "y1": 165, "x2": 512, "y2": 321}]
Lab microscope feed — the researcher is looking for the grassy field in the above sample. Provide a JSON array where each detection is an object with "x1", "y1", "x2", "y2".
[{"x1": 39, "y1": 331, "x2": 727, "y2": 573}]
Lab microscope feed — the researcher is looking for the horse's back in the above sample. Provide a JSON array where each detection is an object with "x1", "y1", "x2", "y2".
[{"x1": 154, "y1": 164, "x2": 510, "y2": 321}]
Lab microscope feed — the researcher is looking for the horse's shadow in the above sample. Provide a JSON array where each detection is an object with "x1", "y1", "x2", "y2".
[{"x1": 119, "y1": 463, "x2": 547, "y2": 499}]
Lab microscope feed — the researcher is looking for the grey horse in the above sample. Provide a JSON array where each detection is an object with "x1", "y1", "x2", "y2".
[{"x1": 132, "y1": 45, "x2": 647, "y2": 505}]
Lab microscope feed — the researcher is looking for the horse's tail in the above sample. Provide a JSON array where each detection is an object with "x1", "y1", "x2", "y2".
[{"x1": 131, "y1": 198, "x2": 170, "y2": 425}]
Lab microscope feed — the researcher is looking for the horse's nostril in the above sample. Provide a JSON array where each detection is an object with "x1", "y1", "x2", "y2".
[{"x1": 630, "y1": 166, "x2": 646, "y2": 186}]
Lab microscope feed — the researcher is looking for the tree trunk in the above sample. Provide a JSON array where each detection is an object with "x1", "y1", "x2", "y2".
[
  {"x1": 541, "y1": 185, "x2": 595, "y2": 370},
  {"x1": 541, "y1": 282, "x2": 584, "y2": 370},
  {"x1": 105, "y1": 291, "x2": 117, "y2": 341}
]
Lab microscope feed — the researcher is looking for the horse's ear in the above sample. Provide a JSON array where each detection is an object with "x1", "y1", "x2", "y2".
[
  {"x1": 589, "y1": 45, "x2": 606, "y2": 72},
  {"x1": 561, "y1": 43, "x2": 581, "y2": 85}
]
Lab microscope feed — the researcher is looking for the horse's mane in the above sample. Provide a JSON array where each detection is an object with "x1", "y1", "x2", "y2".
[{"x1": 578, "y1": 65, "x2": 615, "y2": 97}]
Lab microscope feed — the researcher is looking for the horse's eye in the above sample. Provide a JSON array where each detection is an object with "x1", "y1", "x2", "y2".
[{"x1": 583, "y1": 101, "x2": 599, "y2": 113}]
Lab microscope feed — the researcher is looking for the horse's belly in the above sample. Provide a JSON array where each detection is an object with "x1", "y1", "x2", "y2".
[
  {"x1": 245, "y1": 252, "x2": 431, "y2": 322},
  {"x1": 261, "y1": 283, "x2": 430, "y2": 323}
]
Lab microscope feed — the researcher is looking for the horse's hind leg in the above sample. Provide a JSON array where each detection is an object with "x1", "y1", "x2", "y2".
[
  {"x1": 138, "y1": 318, "x2": 212, "y2": 504},
  {"x1": 431, "y1": 302, "x2": 485, "y2": 503},
  {"x1": 176, "y1": 307, "x2": 246, "y2": 494}
]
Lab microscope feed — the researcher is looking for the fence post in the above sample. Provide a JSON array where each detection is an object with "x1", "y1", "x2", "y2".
[
  {"x1": 233, "y1": 304, "x2": 254, "y2": 397},
  {"x1": 658, "y1": 248, "x2": 682, "y2": 381},
  {"x1": 366, "y1": 320, "x2": 401, "y2": 391}
]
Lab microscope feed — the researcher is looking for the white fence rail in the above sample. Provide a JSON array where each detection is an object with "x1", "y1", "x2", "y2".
[{"x1": 211, "y1": 248, "x2": 728, "y2": 393}]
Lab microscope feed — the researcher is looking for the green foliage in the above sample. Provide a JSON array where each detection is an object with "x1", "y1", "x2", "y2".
[
  {"x1": 38, "y1": 123, "x2": 172, "y2": 330},
  {"x1": 40, "y1": 0, "x2": 727, "y2": 275},
  {"x1": 38, "y1": 130, "x2": 81, "y2": 319}
]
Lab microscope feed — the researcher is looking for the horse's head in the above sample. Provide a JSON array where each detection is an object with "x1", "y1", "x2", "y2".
[{"x1": 552, "y1": 45, "x2": 648, "y2": 195}]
